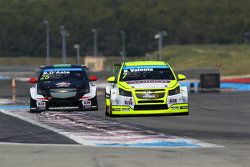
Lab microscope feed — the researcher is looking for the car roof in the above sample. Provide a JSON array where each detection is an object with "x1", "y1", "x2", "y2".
[
  {"x1": 123, "y1": 61, "x2": 168, "y2": 66},
  {"x1": 41, "y1": 64, "x2": 84, "y2": 69}
]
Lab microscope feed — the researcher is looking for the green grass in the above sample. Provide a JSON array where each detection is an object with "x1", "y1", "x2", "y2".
[
  {"x1": 151, "y1": 44, "x2": 250, "y2": 76},
  {"x1": 108, "y1": 44, "x2": 250, "y2": 76},
  {"x1": 0, "y1": 44, "x2": 249, "y2": 76}
]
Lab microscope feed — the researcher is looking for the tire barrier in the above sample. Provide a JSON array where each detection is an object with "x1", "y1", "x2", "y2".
[
  {"x1": 200, "y1": 73, "x2": 220, "y2": 92},
  {"x1": 189, "y1": 82, "x2": 195, "y2": 93}
]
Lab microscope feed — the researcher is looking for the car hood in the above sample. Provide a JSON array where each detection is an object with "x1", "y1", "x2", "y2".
[{"x1": 119, "y1": 80, "x2": 177, "y2": 89}]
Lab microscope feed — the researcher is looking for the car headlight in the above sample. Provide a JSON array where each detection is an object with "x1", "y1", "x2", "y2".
[
  {"x1": 169, "y1": 86, "x2": 180, "y2": 96},
  {"x1": 119, "y1": 88, "x2": 132, "y2": 97},
  {"x1": 83, "y1": 86, "x2": 90, "y2": 93},
  {"x1": 37, "y1": 88, "x2": 42, "y2": 95},
  {"x1": 37, "y1": 88, "x2": 48, "y2": 97}
]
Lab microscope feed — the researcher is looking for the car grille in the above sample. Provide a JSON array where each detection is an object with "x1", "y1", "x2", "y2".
[
  {"x1": 48, "y1": 100, "x2": 81, "y2": 107},
  {"x1": 135, "y1": 90, "x2": 165, "y2": 99},
  {"x1": 138, "y1": 100, "x2": 164, "y2": 103},
  {"x1": 134, "y1": 104, "x2": 168, "y2": 110},
  {"x1": 50, "y1": 88, "x2": 77, "y2": 99}
]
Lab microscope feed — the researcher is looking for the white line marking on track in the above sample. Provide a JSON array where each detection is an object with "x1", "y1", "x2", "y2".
[
  {"x1": 0, "y1": 142, "x2": 80, "y2": 147},
  {"x1": 0, "y1": 108, "x2": 223, "y2": 148}
]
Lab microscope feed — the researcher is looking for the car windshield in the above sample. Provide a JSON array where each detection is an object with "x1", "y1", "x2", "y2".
[
  {"x1": 120, "y1": 65, "x2": 175, "y2": 81},
  {"x1": 39, "y1": 67, "x2": 87, "y2": 82}
]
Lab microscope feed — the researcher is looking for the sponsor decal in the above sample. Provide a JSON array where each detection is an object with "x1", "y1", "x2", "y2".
[
  {"x1": 43, "y1": 71, "x2": 70, "y2": 75},
  {"x1": 124, "y1": 68, "x2": 153, "y2": 72},
  {"x1": 125, "y1": 97, "x2": 133, "y2": 105},
  {"x1": 123, "y1": 66, "x2": 169, "y2": 73},
  {"x1": 127, "y1": 80, "x2": 170, "y2": 84},
  {"x1": 82, "y1": 100, "x2": 91, "y2": 106},
  {"x1": 42, "y1": 68, "x2": 83, "y2": 77},
  {"x1": 56, "y1": 82, "x2": 71, "y2": 87},
  {"x1": 169, "y1": 99, "x2": 177, "y2": 104},
  {"x1": 123, "y1": 65, "x2": 169, "y2": 70},
  {"x1": 36, "y1": 101, "x2": 46, "y2": 108},
  {"x1": 43, "y1": 68, "x2": 83, "y2": 72}
]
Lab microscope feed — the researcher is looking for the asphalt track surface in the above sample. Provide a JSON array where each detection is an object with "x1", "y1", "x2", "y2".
[{"x1": 0, "y1": 80, "x2": 250, "y2": 167}]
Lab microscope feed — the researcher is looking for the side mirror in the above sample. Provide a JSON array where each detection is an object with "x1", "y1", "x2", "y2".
[
  {"x1": 89, "y1": 75, "x2": 98, "y2": 81},
  {"x1": 29, "y1": 78, "x2": 37, "y2": 84},
  {"x1": 107, "y1": 76, "x2": 115, "y2": 83},
  {"x1": 178, "y1": 74, "x2": 186, "y2": 81}
]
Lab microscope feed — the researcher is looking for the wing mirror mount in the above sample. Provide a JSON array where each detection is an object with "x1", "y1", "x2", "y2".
[
  {"x1": 28, "y1": 78, "x2": 37, "y2": 84},
  {"x1": 178, "y1": 74, "x2": 186, "y2": 81},
  {"x1": 89, "y1": 75, "x2": 98, "y2": 81},
  {"x1": 107, "y1": 76, "x2": 116, "y2": 83}
]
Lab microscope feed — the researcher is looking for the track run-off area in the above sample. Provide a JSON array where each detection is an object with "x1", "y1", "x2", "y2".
[
  {"x1": 0, "y1": 108, "x2": 220, "y2": 148},
  {"x1": 0, "y1": 79, "x2": 250, "y2": 166}
]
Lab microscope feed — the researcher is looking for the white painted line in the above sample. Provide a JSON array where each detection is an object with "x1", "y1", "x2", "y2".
[
  {"x1": 0, "y1": 142, "x2": 80, "y2": 147},
  {"x1": 0, "y1": 109, "x2": 84, "y2": 145},
  {"x1": 0, "y1": 109, "x2": 223, "y2": 148},
  {"x1": 0, "y1": 99, "x2": 13, "y2": 104}
]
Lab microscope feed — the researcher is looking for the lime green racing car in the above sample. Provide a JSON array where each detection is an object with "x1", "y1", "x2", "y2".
[{"x1": 105, "y1": 61, "x2": 189, "y2": 116}]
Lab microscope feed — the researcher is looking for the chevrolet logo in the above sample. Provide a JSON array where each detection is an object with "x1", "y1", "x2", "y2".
[
  {"x1": 145, "y1": 91, "x2": 153, "y2": 95},
  {"x1": 143, "y1": 91, "x2": 159, "y2": 99},
  {"x1": 59, "y1": 90, "x2": 67, "y2": 93}
]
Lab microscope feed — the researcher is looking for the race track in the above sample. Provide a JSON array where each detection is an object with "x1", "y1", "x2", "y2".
[{"x1": 0, "y1": 80, "x2": 250, "y2": 167}]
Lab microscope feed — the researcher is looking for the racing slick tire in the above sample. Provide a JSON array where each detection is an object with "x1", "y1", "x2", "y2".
[
  {"x1": 105, "y1": 105, "x2": 110, "y2": 116},
  {"x1": 105, "y1": 104, "x2": 114, "y2": 117},
  {"x1": 182, "y1": 112, "x2": 189, "y2": 116},
  {"x1": 91, "y1": 96, "x2": 98, "y2": 111},
  {"x1": 29, "y1": 96, "x2": 41, "y2": 113}
]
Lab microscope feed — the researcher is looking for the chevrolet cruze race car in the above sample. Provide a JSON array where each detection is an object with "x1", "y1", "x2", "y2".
[
  {"x1": 29, "y1": 64, "x2": 98, "y2": 112},
  {"x1": 105, "y1": 61, "x2": 188, "y2": 116}
]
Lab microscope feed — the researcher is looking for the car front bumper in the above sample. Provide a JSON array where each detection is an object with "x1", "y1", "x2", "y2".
[
  {"x1": 110, "y1": 103, "x2": 189, "y2": 115},
  {"x1": 34, "y1": 97, "x2": 97, "y2": 111}
]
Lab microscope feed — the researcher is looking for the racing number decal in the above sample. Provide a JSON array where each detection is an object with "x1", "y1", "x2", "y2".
[
  {"x1": 41, "y1": 71, "x2": 71, "y2": 80},
  {"x1": 40, "y1": 74, "x2": 49, "y2": 80}
]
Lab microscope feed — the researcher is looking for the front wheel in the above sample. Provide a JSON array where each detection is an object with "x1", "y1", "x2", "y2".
[
  {"x1": 29, "y1": 97, "x2": 40, "y2": 113},
  {"x1": 105, "y1": 104, "x2": 114, "y2": 117},
  {"x1": 105, "y1": 105, "x2": 110, "y2": 116},
  {"x1": 91, "y1": 96, "x2": 98, "y2": 111}
]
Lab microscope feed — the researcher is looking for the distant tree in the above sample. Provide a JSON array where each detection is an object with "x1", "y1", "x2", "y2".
[{"x1": 0, "y1": 0, "x2": 250, "y2": 57}]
